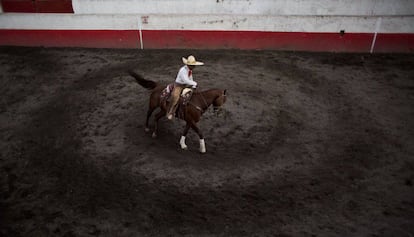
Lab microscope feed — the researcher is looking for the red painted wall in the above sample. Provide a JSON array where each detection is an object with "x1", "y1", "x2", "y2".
[
  {"x1": 141, "y1": 30, "x2": 374, "y2": 51},
  {"x1": 1, "y1": 0, "x2": 73, "y2": 13},
  {"x1": 1, "y1": 29, "x2": 413, "y2": 52}
]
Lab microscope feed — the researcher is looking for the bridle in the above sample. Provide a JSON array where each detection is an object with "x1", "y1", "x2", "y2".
[{"x1": 213, "y1": 91, "x2": 226, "y2": 115}]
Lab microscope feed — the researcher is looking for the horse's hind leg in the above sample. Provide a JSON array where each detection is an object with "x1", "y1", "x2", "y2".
[
  {"x1": 145, "y1": 95, "x2": 160, "y2": 133},
  {"x1": 152, "y1": 110, "x2": 166, "y2": 138},
  {"x1": 145, "y1": 107, "x2": 155, "y2": 133}
]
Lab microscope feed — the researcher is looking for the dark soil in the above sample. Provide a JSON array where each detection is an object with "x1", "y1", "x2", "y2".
[{"x1": 1, "y1": 47, "x2": 413, "y2": 236}]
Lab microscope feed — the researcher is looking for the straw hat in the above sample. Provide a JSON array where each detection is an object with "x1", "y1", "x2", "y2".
[{"x1": 182, "y1": 55, "x2": 204, "y2": 66}]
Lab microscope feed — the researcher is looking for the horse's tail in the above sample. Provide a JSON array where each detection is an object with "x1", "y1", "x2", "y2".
[{"x1": 128, "y1": 71, "x2": 158, "y2": 90}]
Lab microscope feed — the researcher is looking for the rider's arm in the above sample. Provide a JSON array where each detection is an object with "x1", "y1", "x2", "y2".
[{"x1": 176, "y1": 67, "x2": 197, "y2": 88}]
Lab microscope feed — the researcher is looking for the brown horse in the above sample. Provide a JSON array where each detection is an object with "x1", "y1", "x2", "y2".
[{"x1": 129, "y1": 71, "x2": 227, "y2": 153}]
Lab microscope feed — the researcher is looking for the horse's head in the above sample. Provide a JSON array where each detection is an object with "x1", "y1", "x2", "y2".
[{"x1": 213, "y1": 89, "x2": 227, "y2": 113}]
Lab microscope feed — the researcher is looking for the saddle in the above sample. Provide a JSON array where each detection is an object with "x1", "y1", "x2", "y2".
[{"x1": 161, "y1": 84, "x2": 194, "y2": 118}]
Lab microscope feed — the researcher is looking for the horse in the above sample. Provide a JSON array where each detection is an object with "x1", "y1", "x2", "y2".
[{"x1": 128, "y1": 71, "x2": 227, "y2": 153}]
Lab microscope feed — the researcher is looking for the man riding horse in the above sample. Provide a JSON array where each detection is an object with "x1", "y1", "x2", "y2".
[
  {"x1": 166, "y1": 55, "x2": 204, "y2": 120},
  {"x1": 128, "y1": 55, "x2": 227, "y2": 153}
]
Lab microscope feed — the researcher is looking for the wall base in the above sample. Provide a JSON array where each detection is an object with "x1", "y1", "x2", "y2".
[{"x1": 1, "y1": 29, "x2": 413, "y2": 53}]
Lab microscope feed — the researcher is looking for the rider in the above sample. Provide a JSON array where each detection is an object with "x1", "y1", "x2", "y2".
[{"x1": 166, "y1": 55, "x2": 204, "y2": 120}]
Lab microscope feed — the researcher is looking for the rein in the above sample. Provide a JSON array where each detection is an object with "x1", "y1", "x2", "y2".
[
  {"x1": 188, "y1": 91, "x2": 209, "y2": 113},
  {"x1": 189, "y1": 90, "x2": 226, "y2": 113},
  {"x1": 199, "y1": 91, "x2": 209, "y2": 111},
  {"x1": 189, "y1": 102, "x2": 204, "y2": 112}
]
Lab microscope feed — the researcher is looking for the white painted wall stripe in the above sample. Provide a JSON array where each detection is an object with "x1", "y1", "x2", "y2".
[
  {"x1": 72, "y1": 0, "x2": 414, "y2": 16},
  {"x1": 1, "y1": 14, "x2": 413, "y2": 33}
]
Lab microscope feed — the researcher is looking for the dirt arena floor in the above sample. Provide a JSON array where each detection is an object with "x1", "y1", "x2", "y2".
[{"x1": 0, "y1": 46, "x2": 413, "y2": 236}]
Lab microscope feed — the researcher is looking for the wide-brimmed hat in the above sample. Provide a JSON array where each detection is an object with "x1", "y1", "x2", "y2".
[{"x1": 182, "y1": 55, "x2": 204, "y2": 66}]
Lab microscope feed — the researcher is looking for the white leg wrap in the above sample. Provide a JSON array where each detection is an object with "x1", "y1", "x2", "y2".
[
  {"x1": 199, "y1": 139, "x2": 206, "y2": 153},
  {"x1": 180, "y1": 136, "x2": 188, "y2": 150}
]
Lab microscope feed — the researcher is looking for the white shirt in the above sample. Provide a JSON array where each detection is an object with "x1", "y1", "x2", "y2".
[{"x1": 175, "y1": 65, "x2": 197, "y2": 88}]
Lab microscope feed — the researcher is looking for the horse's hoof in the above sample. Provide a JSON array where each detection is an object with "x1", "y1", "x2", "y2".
[
  {"x1": 199, "y1": 149, "x2": 206, "y2": 154},
  {"x1": 152, "y1": 133, "x2": 157, "y2": 138},
  {"x1": 145, "y1": 127, "x2": 150, "y2": 133},
  {"x1": 181, "y1": 145, "x2": 188, "y2": 150}
]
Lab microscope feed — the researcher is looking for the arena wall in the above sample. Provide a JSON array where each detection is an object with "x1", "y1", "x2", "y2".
[{"x1": 0, "y1": 0, "x2": 413, "y2": 52}]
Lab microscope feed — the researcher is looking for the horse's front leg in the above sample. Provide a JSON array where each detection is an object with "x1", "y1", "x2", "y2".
[
  {"x1": 179, "y1": 123, "x2": 191, "y2": 150},
  {"x1": 189, "y1": 121, "x2": 206, "y2": 153}
]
